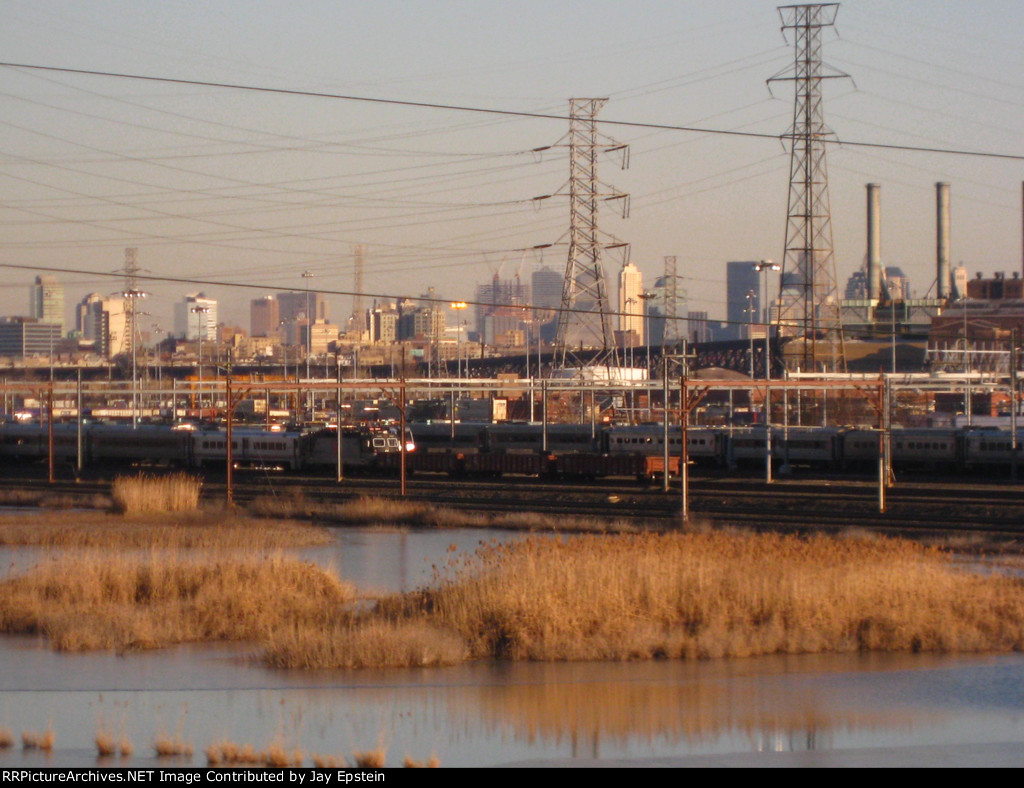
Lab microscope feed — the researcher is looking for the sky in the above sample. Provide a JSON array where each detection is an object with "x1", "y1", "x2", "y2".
[{"x1": 0, "y1": 0, "x2": 1022, "y2": 336}]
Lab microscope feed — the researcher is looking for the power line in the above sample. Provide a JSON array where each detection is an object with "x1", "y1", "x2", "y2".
[{"x1": 1, "y1": 61, "x2": 1023, "y2": 162}]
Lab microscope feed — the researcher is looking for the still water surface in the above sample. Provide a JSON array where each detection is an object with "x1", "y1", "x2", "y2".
[{"x1": 1, "y1": 526, "x2": 1023, "y2": 768}]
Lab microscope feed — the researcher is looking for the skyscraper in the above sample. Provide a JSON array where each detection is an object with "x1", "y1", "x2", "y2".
[
  {"x1": 175, "y1": 293, "x2": 218, "y2": 341},
  {"x1": 726, "y1": 261, "x2": 761, "y2": 340},
  {"x1": 250, "y1": 296, "x2": 280, "y2": 337},
  {"x1": 617, "y1": 262, "x2": 644, "y2": 343},
  {"x1": 30, "y1": 275, "x2": 64, "y2": 334}
]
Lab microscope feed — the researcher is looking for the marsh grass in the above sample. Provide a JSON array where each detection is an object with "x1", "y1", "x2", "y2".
[
  {"x1": 352, "y1": 748, "x2": 387, "y2": 768},
  {"x1": 0, "y1": 551, "x2": 355, "y2": 652},
  {"x1": 22, "y1": 725, "x2": 54, "y2": 751},
  {"x1": 268, "y1": 531, "x2": 1024, "y2": 668},
  {"x1": 6, "y1": 521, "x2": 1024, "y2": 670},
  {"x1": 111, "y1": 473, "x2": 202, "y2": 515},
  {"x1": 249, "y1": 493, "x2": 648, "y2": 533},
  {"x1": 0, "y1": 509, "x2": 331, "y2": 550}
]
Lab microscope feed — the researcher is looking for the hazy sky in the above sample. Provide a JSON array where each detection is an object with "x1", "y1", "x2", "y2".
[{"x1": 0, "y1": 0, "x2": 1021, "y2": 334}]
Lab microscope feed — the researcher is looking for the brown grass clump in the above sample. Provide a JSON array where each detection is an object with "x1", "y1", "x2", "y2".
[
  {"x1": 22, "y1": 726, "x2": 54, "y2": 751},
  {"x1": 95, "y1": 731, "x2": 116, "y2": 758},
  {"x1": 0, "y1": 551, "x2": 356, "y2": 652},
  {"x1": 206, "y1": 739, "x2": 303, "y2": 768},
  {"x1": 153, "y1": 736, "x2": 193, "y2": 758},
  {"x1": 0, "y1": 509, "x2": 331, "y2": 550},
  {"x1": 352, "y1": 748, "x2": 386, "y2": 768},
  {"x1": 427, "y1": 532, "x2": 1024, "y2": 661},
  {"x1": 112, "y1": 473, "x2": 201, "y2": 515},
  {"x1": 403, "y1": 754, "x2": 440, "y2": 768},
  {"x1": 311, "y1": 754, "x2": 347, "y2": 768},
  {"x1": 264, "y1": 619, "x2": 468, "y2": 670}
]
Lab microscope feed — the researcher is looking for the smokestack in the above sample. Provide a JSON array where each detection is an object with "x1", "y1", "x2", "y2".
[
  {"x1": 937, "y1": 182, "x2": 951, "y2": 300},
  {"x1": 867, "y1": 183, "x2": 881, "y2": 301}
]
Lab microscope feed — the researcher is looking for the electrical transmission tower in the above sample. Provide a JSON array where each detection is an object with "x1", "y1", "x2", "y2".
[
  {"x1": 552, "y1": 98, "x2": 630, "y2": 372},
  {"x1": 769, "y1": 3, "x2": 848, "y2": 372},
  {"x1": 121, "y1": 247, "x2": 143, "y2": 357},
  {"x1": 661, "y1": 255, "x2": 685, "y2": 349}
]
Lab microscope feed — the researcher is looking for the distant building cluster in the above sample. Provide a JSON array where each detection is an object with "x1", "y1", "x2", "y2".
[{"x1": 4, "y1": 250, "x2": 1024, "y2": 377}]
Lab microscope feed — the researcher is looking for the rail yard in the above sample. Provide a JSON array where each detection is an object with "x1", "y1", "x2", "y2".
[{"x1": 3, "y1": 373, "x2": 1024, "y2": 548}]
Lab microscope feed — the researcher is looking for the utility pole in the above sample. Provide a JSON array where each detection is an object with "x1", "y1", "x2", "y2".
[{"x1": 769, "y1": 3, "x2": 848, "y2": 372}]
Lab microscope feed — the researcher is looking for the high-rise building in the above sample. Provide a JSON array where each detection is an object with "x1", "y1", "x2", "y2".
[
  {"x1": 617, "y1": 262, "x2": 644, "y2": 343},
  {"x1": 30, "y1": 275, "x2": 64, "y2": 334},
  {"x1": 726, "y1": 261, "x2": 761, "y2": 341},
  {"x1": 474, "y1": 275, "x2": 528, "y2": 337},
  {"x1": 0, "y1": 317, "x2": 62, "y2": 359},
  {"x1": 277, "y1": 291, "x2": 328, "y2": 323},
  {"x1": 78, "y1": 294, "x2": 127, "y2": 358},
  {"x1": 175, "y1": 293, "x2": 217, "y2": 341},
  {"x1": 250, "y1": 296, "x2": 280, "y2": 337}
]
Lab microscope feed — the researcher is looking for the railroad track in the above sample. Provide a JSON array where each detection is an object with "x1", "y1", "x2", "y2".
[{"x1": 4, "y1": 471, "x2": 1024, "y2": 548}]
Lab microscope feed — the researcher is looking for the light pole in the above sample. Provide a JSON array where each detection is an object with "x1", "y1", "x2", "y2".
[
  {"x1": 746, "y1": 290, "x2": 756, "y2": 378},
  {"x1": 450, "y1": 302, "x2": 468, "y2": 380},
  {"x1": 639, "y1": 291, "x2": 654, "y2": 376},
  {"x1": 752, "y1": 261, "x2": 780, "y2": 379},
  {"x1": 152, "y1": 324, "x2": 163, "y2": 391},
  {"x1": 191, "y1": 305, "x2": 210, "y2": 414}
]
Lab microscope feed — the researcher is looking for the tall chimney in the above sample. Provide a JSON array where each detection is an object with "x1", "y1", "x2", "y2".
[
  {"x1": 937, "y1": 182, "x2": 951, "y2": 300},
  {"x1": 867, "y1": 183, "x2": 881, "y2": 301}
]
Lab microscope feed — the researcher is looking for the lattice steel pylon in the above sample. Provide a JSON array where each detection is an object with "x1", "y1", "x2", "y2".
[
  {"x1": 661, "y1": 255, "x2": 685, "y2": 349},
  {"x1": 769, "y1": 3, "x2": 848, "y2": 372},
  {"x1": 553, "y1": 98, "x2": 629, "y2": 372},
  {"x1": 121, "y1": 247, "x2": 140, "y2": 357}
]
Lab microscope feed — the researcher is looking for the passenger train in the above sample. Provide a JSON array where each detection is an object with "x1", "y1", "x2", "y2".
[
  {"x1": 1, "y1": 418, "x2": 1021, "y2": 480},
  {"x1": 0, "y1": 421, "x2": 409, "y2": 473}
]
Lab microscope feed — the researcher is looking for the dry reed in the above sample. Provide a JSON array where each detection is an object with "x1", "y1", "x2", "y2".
[
  {"x1": 311, "y1": 754, "x2": 347, "y2": 768},
  {"x1": 0, "y1": 509, "x2": 331, "y2": 550},
  {"x1": 267, "y1": 531, "x2": 1024, "y2": 668},
  {"x1": 352, "y1": 748, "x2": 386, "y2": 768},
  {"x1": 95, "y1": 731, "x2": 116, "y2": 758},
  {"x1": 153, "y1": 736, "x2": 193, "y2": 758},
  {"x1": 22, "y1": 726, "x2": 54, "y2": 751},
  {"x1": 428, "y1": 532, "x2": 1024, "y2": 661},
  {"x1": 111, "y1": 473, "x2": 201, "y2": 515},
  {"x1": 0, "y1": 551, "x2": 356, "y2": 652}
]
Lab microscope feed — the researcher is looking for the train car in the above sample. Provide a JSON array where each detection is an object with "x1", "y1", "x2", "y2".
[
  {"x1": 88, "y1": 424, "x2": 193, "y2": 467},
  {"x1": 889, "y1": 428, "x2": 961, "y2": 468},
  {"x1": 408, "y1": 423, "x2": 486, "y2": 454},
  {"x1": 773, "y1": 427, "x2": 843, "y2": 469},
  {"x1": 840, "y1": 428, "x2": 884, "y2": 469},
  {"x1": 602, "y1": 424, "x2": 725, "y2": 467},
  {"x1": 190, "y1": 427, "x2": 305, "y2": 470},
  {"x1": 0, "y1": 421, "x2": 79, "y2": 462},
  {"x1": 962, "y1": 429, "x2": 1024, "y2": 467},
  {"x1": 728, "y1": 427, "x2": 770, "y2": 466},
  {"x1": 484, "y1": 422, "x2": 599, "y2": 455}
]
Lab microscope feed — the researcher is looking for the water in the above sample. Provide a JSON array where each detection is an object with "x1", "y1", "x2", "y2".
[{"x1": 2, "y1": 526, "x2": 1024, "y2": 767}]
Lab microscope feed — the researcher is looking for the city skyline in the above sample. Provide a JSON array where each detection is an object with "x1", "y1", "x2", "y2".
[{"x1": 0, "y1": 1, "x2": 1020, "y2": 336}]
